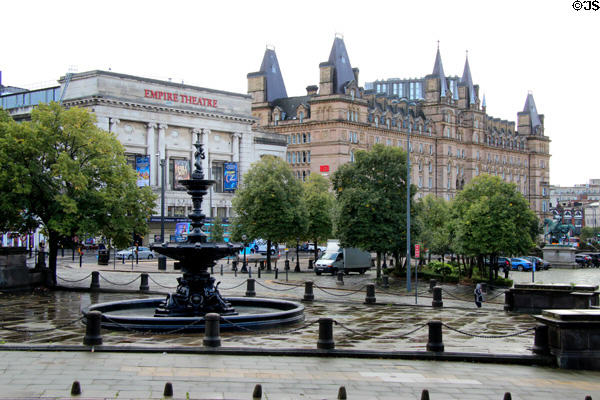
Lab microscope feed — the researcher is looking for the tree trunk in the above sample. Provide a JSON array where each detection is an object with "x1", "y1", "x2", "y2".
[
  {"x1": 376, "y1": 252, "x2": 381, "y2": 279},
  {"x1": 313, "y1": 240, "x2": 319, "y2": 261},
  {"x1": 266, "y1": 239, "x2": 272, "y2": 270},
  {"x1": 47, "y1": 229, "x2": 59, "y2": 288}
]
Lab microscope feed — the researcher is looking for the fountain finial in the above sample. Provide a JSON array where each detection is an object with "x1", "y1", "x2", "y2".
[{"x1": 192, "y1": 128, "x2": 206, "y2": 180}]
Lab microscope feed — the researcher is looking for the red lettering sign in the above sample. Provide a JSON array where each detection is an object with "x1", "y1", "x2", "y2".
[
  {"x1": 143, "y1": 89, "x2": 218, "y2": 108},
  {"x1": 415, "y1": 244, "x2": 420, "y2": 258},
  {"x1": 320, "y1": 165, "x2": 329, "y2": 172}
]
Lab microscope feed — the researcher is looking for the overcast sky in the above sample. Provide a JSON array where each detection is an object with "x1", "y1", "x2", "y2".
[{"x1": 2, "y1": 0, "x2": 597, "y2": 187}]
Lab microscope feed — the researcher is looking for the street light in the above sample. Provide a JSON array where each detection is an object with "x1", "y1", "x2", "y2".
[
  {"x1": 406, "y1": 117, "x2": 412, "y2": 292},
  {"x1": 295, "y1": 237, "x2": 300, "y2": 272},
  {"x1": 241, "y1": 234, "x2": 248, "y2": 273},
  {"x1": 160, "y1": 157, "x2": 166, "y2": 242}
]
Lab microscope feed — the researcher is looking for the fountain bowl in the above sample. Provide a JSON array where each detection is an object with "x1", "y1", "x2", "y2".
[{"x1": 83, "y1": 297, "x2": 305, "y2": 332}]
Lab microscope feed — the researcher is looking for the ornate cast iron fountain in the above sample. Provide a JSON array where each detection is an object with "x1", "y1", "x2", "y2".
[{"x1": 150, "y1": 129, "x2": 242, "y2": 317}]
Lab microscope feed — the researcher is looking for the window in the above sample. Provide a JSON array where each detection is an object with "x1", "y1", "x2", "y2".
[
  {"x1": 302, "y1": 151, "x2": 307, "y2": 163},
  {"x1": 297, "y1": 133, "x2": 301, "y2": 144},
  {"x1": 286, "y1": 152, "x2": 291, "y2": 163},
  {"x1": 418, "y1": 161, "x2": 423, "y2": 172},
  {"x1": 292, "y1": 134, "x2": 296, "y2": 144},
  {"x1": 428, "y1": 177, "x2": 432, "y2": 189},
  {"x1": 387, "y1": 138, "x2": 391, "y2": 146},
  {"x1": 303, "y1": 133, "x2": 307, "y2": 143},
  {"x1": 307, "y1": 151, "x2": 311, "y2": 163},
  {"x1": 429, "y1": 145, "x2": 433, "y2": 155},
  {"x1": 292, "y1": 152, "x2": 296, "y2": 163},
  {"x1": 211, "y1": 161, "x2": 224, "y2": 193},
  {"x1": 428, "y1": 162, "x2": 432, "y2": 173},
  {"x1": 350, "y1": 150, "x2": 355, "y2": 163},
  {"x1": 419, "y1": 143, "x2": 423, "y2": 153},
  {"x1": 447, "y1": 146, "x2": 452, "y2": 156},
  {"x1": 287, "y1": 135, "x2": 291, "y2": 144},
  {"x1": 462, "y1": 150, "x2": 465, "y2": 159},
  {"x1": 299, "y1": 111, "x2": 304, "y2": 123},
  {"x1": 418, "y1": 176, "x2": 423, "y2": 188},
  {"x1": 410, "y1": 82, "x2": 415, "y2": 99},
  {"x1": 476, "y1": 151, "x2": 480, "y2": 160},
  {"x1": 307, "y1": 132, "x2": 311, "y2": 143},
  {"x1": 375, "y1": 137, "x2": 380, "y2": 144},
  {"x1": 302, "y1": 170, "x2": 306, "y2": 181}
]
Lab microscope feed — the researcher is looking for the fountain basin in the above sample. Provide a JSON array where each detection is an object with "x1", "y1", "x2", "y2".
[{"x1": 83, "y1": 297, "x2": 305, "y2": 332}]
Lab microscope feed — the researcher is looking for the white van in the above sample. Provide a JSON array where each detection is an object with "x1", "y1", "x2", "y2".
[{"x1": 314, "y1": 239, "x2": 372, "y2": 275}]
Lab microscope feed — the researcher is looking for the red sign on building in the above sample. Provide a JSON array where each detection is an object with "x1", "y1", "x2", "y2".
[
  {"x1": 320, "y1": 165, "x2": 330, "y2": 172},
  {"x1": 415, "y1": 244, "x2": 421, "y2": 258}
]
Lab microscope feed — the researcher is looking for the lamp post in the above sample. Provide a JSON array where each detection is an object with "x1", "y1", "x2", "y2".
[
  {"x1": 295, "y1": 237, "x2": 300, "y2": 272},
  {"x1": 242, "y1": 234, "x2": 248, "y2": 273},
  {"x1": 160, "y1": 158, "x2": 166, "y2": 242},
  {"x1": 406, "y1": 118, "x2": 412, "y2": 292}
]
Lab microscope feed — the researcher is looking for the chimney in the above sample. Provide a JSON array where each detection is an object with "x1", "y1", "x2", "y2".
[{"x1": 306, "y1": 85, "x2": 318, "y2": 96}]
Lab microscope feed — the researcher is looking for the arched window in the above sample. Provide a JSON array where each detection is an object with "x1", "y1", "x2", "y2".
[{"x1": 292, "y1": 152, "x2": 296, "y2": 163}]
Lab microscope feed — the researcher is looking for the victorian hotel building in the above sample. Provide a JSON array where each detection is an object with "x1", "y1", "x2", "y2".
[
  {"x1": 248, "y1": 37, "x2": 551, "y2": 219},
  {"x1": 1, "y1": 70, "x2": 286, "y2": 244}
]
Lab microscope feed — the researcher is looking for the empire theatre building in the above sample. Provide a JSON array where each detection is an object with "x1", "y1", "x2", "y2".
[{"x1": 1, "y1": 70, "x2": 286, "y2": 244}]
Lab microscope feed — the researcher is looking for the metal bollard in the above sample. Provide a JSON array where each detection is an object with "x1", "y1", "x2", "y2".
[
  {"x1": 248, "y1": 266, "x2": 252, "y2": 278},
  {"x1": 365, "y1": 283, "x2": 376, "y2": 304},
  {"x1": 429, "y1": 279, "x2": 437, "y2": 292},
  {"x1": 260, "y1": 260, "x2": 265, "y2": 270},
  {"x1": 503, "y1": 393, "x2": 512, "y2": 400},
  {"x1": 234, "y1": 267, "x2": 237, "y2": 277},
  {"x1": 83, "y1": 310, "x2": 103, "y2": 346},
  {"x1": 71, "y1": 381, "x2": 82, "y2": 396},
  {"x1": 317, "y1": 317, "x2": 335, "y2": 350},
  {"x1": 420, "y1": 389, "x2": 430, "y2": 400},
  {"x1": 232, "y1": 260, "x2": 238, "y2": 271},
  {"x1": 257, "y1": 266, "x2": 261, "y2": 279},
  {"x1": 245, "y1": 278, "x2": 256, "y2": 297},
  {"x1": 308, "y1": 259, "x2": 314, "y2": 269},
  {"x1": 285, "y1": 259, "x2": 290, "y2": 270},
  {"x1": 158, "y1": 255, "x2": 167, "y2": 270},
  {"x1": 303, "y1": 281, "x2": 315, "y2": 302},
  {"x1": 285, "y1": 268, "x2": 288, "y2": 282},
  {"x1": 274, "y1": 267, "x2": 278, "y2": 279},
  {"x1": 336, "y1": 270, "x2": 344, "y2": 285},
  {"x1": 203, "y1": 313, "x2": 221, "y2": 347},
  {"x1": 432, "y1": 286, "x2": 443, "y2": 308},
  {"x1": 241, "y1": 262, "x2": 248, "y2": 273},
  {"x1": 139, "y1": 273, "x2": 149, "y2": 292},
  {"x1": 382, "y1": 275, "x2": 389, "y2": 288},
  {"x1": 252, "y1": 384, "x2": 262, "y2": 399},
  {"x1": 79, "y1": 253, "x2": 82, "y2": 268},
  {"x1": 337, "y1": 386, "x2": 347, "y2": 400},
  {"x1": 90, "y1": 271, "x2": 100, "y2": 290},
  {"x1": 220, "y1": 264, "x2": 223, "y2": 276},
  {"x1": 163, "y1": 382, "x2": 173, "y2": 397},
  {"x1": 531, "y1": 324, "x2": 550, "y2": 355},
  {"x1": 426, "y1": 320, "x2": 444, "y2": 352}
]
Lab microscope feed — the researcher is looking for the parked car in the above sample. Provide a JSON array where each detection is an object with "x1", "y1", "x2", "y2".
[
  {"x1": 510, "y1": 258, "x2": 533, "y2": 271},
  {"x1": 117, "y1": 246, "x2": 155, "y2": 260},
  {"x1": 485, "y1": 256, "x2": 511, "y2": 272},
  {"x1": 300, "y1": 243, "x2": 327, "y2": 255},
  {"x1": 522, "y1": 256, "x2": 551, "y2": 270},
  {"x1": 314, "y1": 240, "x2": 372, "y2": 275},
  {"x1": 578, "y1": 252, "x2": 600, "y2": 268},
  {"x1": 575, "y1": 254, "x2": 592, "y2": 267}
]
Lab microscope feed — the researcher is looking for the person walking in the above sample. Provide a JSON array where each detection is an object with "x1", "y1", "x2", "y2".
[{"x1": 474, "y1": 283, "x2": 484, "y2": 308}]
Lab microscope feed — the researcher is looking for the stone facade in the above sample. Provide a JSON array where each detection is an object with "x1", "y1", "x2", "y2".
[{"x1": 248, "y1": 38, "x2": 551, "y2": 219}]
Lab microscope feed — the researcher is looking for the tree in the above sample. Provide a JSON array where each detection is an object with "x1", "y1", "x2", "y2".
[
  {"x1": 231, "y1": 155, "x2": 306, "y2": 268},
  {"x1": 416, "y1": 194, "x2": 452, "y2": 262},
  {"x1": 451, "y1": 174, "x2": 539, "y2": 279},
  {"x1": 210, "y1": 217, "x2": 225, "y2": 243},
  {"x1": 303, "y1": 173, "x2": 335, "y2": 261},
  {"x1": 331, "y1": 144, "x2": 418, "y2": 276},
  {"x1": 0, "y1": 103, "x2": 156, "y2": 286}
]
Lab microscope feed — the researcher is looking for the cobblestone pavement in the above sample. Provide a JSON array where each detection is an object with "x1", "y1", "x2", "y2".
[{"x1": 0, "y1": 350, "x2": 598, "y2": 399}]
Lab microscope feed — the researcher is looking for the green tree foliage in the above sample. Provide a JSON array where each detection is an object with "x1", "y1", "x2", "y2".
[
  {"x1": 452, "y1": 175, "x2": 539, "y2": 276},
  {"x1": 331, "y1": 144, "x2": 418, "y2": 269},
  {"x1": 0, "y1": 103, "x2": 156, "y2": 286},
  {"x1": 210, "y1": 217, "x2": 225, "y2": 243},
  {"x1": 580, "y1": 226, "x2": 600, "y2": 250},
  {"x1": 303, "y1": 173, "x2": 335, "y2": 260},
  {"x1": 231, "y1": 155, "x2": 306, "y2": 266},
  {"x1": 416, "y1": 194, "x2": 453, "y2": 259}
]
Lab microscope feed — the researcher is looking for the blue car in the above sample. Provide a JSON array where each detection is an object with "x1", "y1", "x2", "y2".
[{"x1": 510, "y1": 258, "x2": 533, "y2": 271}]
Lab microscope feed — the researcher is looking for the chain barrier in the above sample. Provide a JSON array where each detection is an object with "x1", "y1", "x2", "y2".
[
  {"x1": 254, "y1": 280, "x2": 303, "y2": 292},
  {"x1": 99, "y1": 274, "x2": 141, "y2": 286},
  {"x1": 334, "y1": 320, "x2": 427, "y2": 339},
  {"x1": 0, "y1": 316, "x2": 85, "y2": 333},
  {"x1": 440, "y1": 322, "x2": 536, "y2": 339},
  {"x1": 313, "y1": 284, "x2": 367, "y2": 297},
  {"x1": 148, "y1": 275, "x2": 177, "y2": 289},
  {"x1": 220, "y1": 316, "x2": 318, "y2": 336},
  {"x1": 102, "y1": 314, "x2": 205, "y2": 335},
  {"x1": 219, "y1": 280, "x2": 249, "y2": 291},
  {"x1": 375, "y1": 287, "x2": 431, "y2": 298},
  {"x1": 56, "y1": 273, "x2": 93, "y2": 283}
]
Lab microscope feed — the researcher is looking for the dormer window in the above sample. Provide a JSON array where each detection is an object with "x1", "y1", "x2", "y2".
[{"x1": 299, "y1": 111, "x2": 304, "y2": 123}]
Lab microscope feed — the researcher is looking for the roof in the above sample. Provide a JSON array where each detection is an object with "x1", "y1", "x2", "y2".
[
  {"x1": 523, "y1": 93, "x2": 542, "y2": 131},
  {"x1": 431, "y1": 47, "x2": 448, "y2": 97},
  {"x1": 256, "y1": 48, "x2": 288, "y2": 102},
  {"x1": 460, "y1": 55, "x2": 476, "y2": 105},
  {"x1": 271, "y1": 96, "x2": 311, "y2": 119},
  {"x1": 326, "y1": 37, "x2": 356, "y2": 94}
]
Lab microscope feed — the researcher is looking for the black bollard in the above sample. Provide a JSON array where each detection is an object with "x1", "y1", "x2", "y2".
[
  {"x1": 139, "y1": 273, "x2": 149, "y2": 292},
  {"x1": 258, "y1": 266, "x2": 261, "y2": 279},
  {"x1": 532, "y1": 324, "x2": 550, "y2": 355},
  {"x1": 79, "y1": 252, "x2": 82, "y2": 268},
  {"x1": 382, "y1": 275, "x2": 389, "y2": 288},
  {"x1": 584, "y1": 396, "x2": 592, "y2": 400},
  {"x1": 221, "y1": 264, "x2": 223, "y2": 276},
  {"x1": 432, "y1": 286, "x2": 443, "y2": 308},
  {"x1": 421, "y1": 389, "x2": 430, "y2": 400},
  {"x1": 317, "y1": 317, "x2": 335, "y2": 350},
  {"x1": 429, "y1": 279, "x2": 437, "y2": 292},
  {"x1": 303, "y1": 281, "x2": 315, "y2": 302},
  {"x1": 248, "y1": 266, "x2": 252, "y2": 278},
  {"x1": 158, "y1": 255, "x2": 167, "y2": 270},
  {"x1": 234, "y1": 267, "x2": 237, "y2": 277},
  {"x1": 163, "y1": 382, "x2": 173, "y2": 397},
  {"x1": 336, "y1": 270, "x2": 344, "y2": 285},
  {"x1": 252, "y1": 384, "x2": 262, "y2": 399},
  {"x1": 285, "y1": 268, "x2": 289, "y2": 282},
  {"x1": 83, "y1": 310, "x2": 103, "y2": 346},
  {"x1": 203, "y1": 313, "x2": 221, "y2": 347},
  {"x1": 337, "y1": 386, "x2": 347, "y2": 399},
  {"x1": 260, "y1": 260, "x2": 265, "y2": 271},
  {"x1": 246, "y1": 278, "x2": 256, "y2": 297},
  {"x1": 365, "y1": 284, "x2": 376, "y2": 304},
  {"x1": 426, "y1": 320, "x2": 444, "y2": 352},
  {"x1": 122, "y1": 253, "x2": 125, "y2": 264},
  {"x1": 90, "y1": 271, "x2": 100, "y2": 290},
  {"x1": 241, "y1": 262, "x2": 248, "y2": 273},
  {"x1": 274, "y1": 267, "x2": 278, "y2": 279},
  {"x1": 285, "y1": 259, "x2": 290, "y2": 270},
  {"x1": 71, "y1": 381, "x2": 82, "y2": 396},
  {"x1": 503, "y1": 393, "x2": 512, "y2": 400},
  {"x1": 308, "y1": 259, "x2": 314, "y2": 269},
  {"x1": 232, "y1": 260, "x2": 238, "y2": 271}
]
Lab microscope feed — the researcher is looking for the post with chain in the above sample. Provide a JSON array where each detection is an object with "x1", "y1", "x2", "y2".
[
  {"x1": 303, "y1": 281, "x2": 314, "y2": 302},
  {"x1": 317, "y1": 318, "x2": 335, "y2": 350},
  {"x1": 83, "y1": 310, "x2": 103, "y2": 346},
  {"x1": 365, "y1": 284, "x2": 376, "y2": 304},
  {"x1": 90, "y1": 271, "x2": 100, "y2": 290},
  {"x1": 245, "y1": 278, "x2": 256, "y2": 297},
  {"x1": 203, "y1": 313, "x2": 221, "y2": 347},
  {"x1": 426, "y1": 320, "x2": 444, "y2": 352},
  {"x1": 432, "y1": 286, "x2": 443, "y2": 308},
  {"x1": 139, "y1": 273, "x2": 149, "y2": 292},
  {"x1": 429, "y1": 279, "x2": 437, "y2": 292}
]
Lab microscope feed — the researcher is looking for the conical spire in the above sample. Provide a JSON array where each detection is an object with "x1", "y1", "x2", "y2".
[
  {"x1": 327, "y1": 35, "x2": 356, "y2": 94},
  {"x1": 482, "y1": 94, "x2": 486, "y2": 108},
  {"x1": 432, "y1": 44, "x2": 448, "y2": 98},
  {"x1": 258, "y1": 47, "x2": 287, "y2": 102},
  {"x1": 461, "y1": 53, "x2": 476, "y2": 105},
  {"x1": 523, "y1": 92, "x2": 542, "y2": 131}
]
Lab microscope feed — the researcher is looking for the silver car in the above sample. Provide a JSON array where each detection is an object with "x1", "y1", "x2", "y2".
[{"x1": 117, "y1": 246, "x2": 155, "y2": 260}]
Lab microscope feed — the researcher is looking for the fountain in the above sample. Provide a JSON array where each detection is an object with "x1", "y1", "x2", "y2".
[{"x1": 83, "y1": 130, "x2": 304, "y2": 331}]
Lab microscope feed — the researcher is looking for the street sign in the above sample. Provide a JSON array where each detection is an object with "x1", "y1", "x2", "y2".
[{"x1": 415, "y1": 244, "x2": 420, "y2": 258}]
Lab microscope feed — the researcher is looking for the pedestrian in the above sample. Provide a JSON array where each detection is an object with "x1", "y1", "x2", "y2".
[{"x1": 474, "y1": 283, "x2": 484, "y2": 308}]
